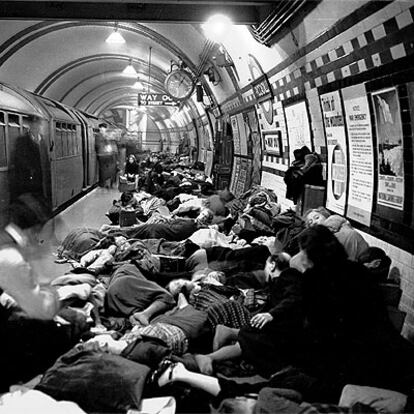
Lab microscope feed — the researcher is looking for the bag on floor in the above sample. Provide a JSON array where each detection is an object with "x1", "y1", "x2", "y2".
[
  {"x1": 35, "y1": 347, "x2": 150, "y2": 412},
  {"x1": 119, "y1": 175, "x2": 136, "y2": 192},
  {"x1": 120, "y1": 208, "x2": 137, "y2": 227}
]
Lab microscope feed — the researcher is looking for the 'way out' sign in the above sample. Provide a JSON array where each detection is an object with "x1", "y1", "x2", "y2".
[{"x1": 138, "y1": 94, "x2": 179, "y2": 106}]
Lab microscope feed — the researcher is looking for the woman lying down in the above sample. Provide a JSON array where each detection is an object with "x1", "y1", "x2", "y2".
[{"x1": 82, "y1": 227, "x2": 414, "y2": 412}]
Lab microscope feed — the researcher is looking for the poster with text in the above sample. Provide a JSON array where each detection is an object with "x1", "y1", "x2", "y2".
[
  {"x1": 230, "y1": 157, "x2": 242, "y2": 195},
  {"x1": 237, "y1": 113, "x2": 248, "y2": 156},
  {"x1": 230, "y1": 115, "x2": 241, "y2": 154},
  {"x1": 284, "y1": 100, "x2": 312, "y2": 164},
  {"x1": 321, "y1": 90, "x2": 348, "y2": 215},
  {"x1": 372, "y1": 87, "x2": 404, "y2": 210},
  {"x1": 342, "y1": 84, "x2": 374, "y2": 226}
]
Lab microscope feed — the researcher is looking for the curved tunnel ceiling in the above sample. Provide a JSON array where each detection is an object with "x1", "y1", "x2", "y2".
[{"x1": 0, "y1": 19, "x2": 216, "y2": 124}]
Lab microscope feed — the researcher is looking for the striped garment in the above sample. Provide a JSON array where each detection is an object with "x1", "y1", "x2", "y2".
[
  {"x1": 139, "y1": 323, "x2": 188, "y2": 355},
  {"x1": 190, "y1": 286, "x2": 250, "y2": 329}
]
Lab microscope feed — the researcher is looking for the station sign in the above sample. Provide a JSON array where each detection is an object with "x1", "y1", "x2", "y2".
[
  {"x1": 251, "y1": 74, "x2": 273, "y2": 103},
  {"x1": 138, "y1": 93, "x2": 179, "y2": 106}
]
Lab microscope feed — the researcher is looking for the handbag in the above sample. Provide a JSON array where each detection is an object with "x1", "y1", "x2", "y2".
[{"x1": 119, "y1": 208, "x2": 137, "y2": 227}]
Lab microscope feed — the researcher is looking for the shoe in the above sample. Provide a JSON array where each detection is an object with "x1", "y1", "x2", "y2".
[{"x1": 150, "y1": 358, "x2": 175, "y2": 387}]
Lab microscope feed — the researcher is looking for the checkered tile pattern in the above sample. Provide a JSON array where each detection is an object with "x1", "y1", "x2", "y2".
[{"x1": 221, "y1": 5, "x2": 414, "y2": 114}]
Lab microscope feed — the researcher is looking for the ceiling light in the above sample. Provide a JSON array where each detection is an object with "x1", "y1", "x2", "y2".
[
  {"x1": 106, "y1": 23, "x2": 125, "y2": 44},
  {"x1": 202, "y1": 14, "x2": 233, "y2": 43},
  {"x1": 132, "y1": 78, "x2": 142, "y2": 90},
  {"x1": 122, "y1": 59, "x2": 138, "y2": 77}
]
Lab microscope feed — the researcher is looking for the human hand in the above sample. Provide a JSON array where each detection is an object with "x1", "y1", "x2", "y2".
[
  {"x1": 250, "y1": 312, "x2": 273, "y2": 329},
  {"x1": 129, "y1": 311, "x2": 150, "y2": 326}
]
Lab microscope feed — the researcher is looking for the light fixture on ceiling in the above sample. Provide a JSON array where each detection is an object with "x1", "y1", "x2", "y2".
[
  {"x1": 132, "y1": 77, "x2": 142, "y2": 90},
  {"x1": 122, "y1": 59, "x2": 138, "y2": 77},
  {"x1": 201, "y1": 14, "x2": 233, "y2": 43},
  {"x1": 106, "y1": 23, "x2": 125, "y2": 44}
]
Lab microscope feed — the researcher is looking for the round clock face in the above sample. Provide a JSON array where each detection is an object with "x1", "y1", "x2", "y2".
[{"x1": 164, "y1": 70, "x2": 195, "y2": 100}]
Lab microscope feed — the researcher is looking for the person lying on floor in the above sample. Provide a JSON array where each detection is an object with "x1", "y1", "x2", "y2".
[
  {"x1": 191, "y1": 253, "x2": 303, "y2": 376},
  {"x1": 151, "y1": 227, "x2": 414, "y2": 408},
  {"x1": 303, "y1": 206, "x2": 369, "y2": 261},
  {"x1": 152, "y1": 361, "x2": 411, "y2": 414},
  {"x1": 167, "y1": 271, "x2": 251, "y2": 330},
  {"x1": 84, "y1": 292, "x2": 209, "y2": 356},
  {"x1": 288, "y1": 225, "x2": 414, "y2": 402},
  {"x1": 105, "y1": 263, "x2": 176, "y2": 326},
  {"x1": 100, "y1": 208, "x2": 214, "y2": 241}
]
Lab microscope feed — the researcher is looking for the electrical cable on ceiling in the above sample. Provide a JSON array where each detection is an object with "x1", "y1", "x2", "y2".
[{"x1": 148, "y1": 46, "x2": 152, "y2": 94}]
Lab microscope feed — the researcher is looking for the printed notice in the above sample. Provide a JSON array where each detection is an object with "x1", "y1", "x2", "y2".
[
  {"x1": 342, "y1": 84, "x2": 374, "y2": 226},
  {"x1": 320, "y1": 90, "x2": 348, "y2": 215}
]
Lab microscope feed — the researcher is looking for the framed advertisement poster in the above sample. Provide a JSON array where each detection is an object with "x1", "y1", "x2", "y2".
[
  {"x1": 371, "y1": 87, "x2": 404, "y2": 210},
  {"x1": 262, "y1": 130, "x2": 283, "y2": 157},
  {"x1": 342, "y1": 84, "x2": 374, "y2": 226},
  {"x1": 284, "y1": 100, "x2": 312, "y2": 163},
  {"x1": 320, "y1": 90, "x2": 348, "y2": 215},
  {"x1": 230, "y1": 115, "x2": 241, "y2": 155}
]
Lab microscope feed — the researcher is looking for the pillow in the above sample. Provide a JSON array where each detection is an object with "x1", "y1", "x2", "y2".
[{"x1": 36, "y1": 347, "x2": 150, "y2": 412}]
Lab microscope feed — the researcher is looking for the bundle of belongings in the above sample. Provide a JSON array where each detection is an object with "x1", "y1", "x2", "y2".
[{"x1": 284, "y1": 146, "x2": 323, "y2": 203}]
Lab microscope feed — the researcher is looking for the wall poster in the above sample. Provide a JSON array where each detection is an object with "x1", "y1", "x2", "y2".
[
  {"x1": 230, "y1": 157, "x2": 242, "y2": 195},
  {"x1": 237, "y1": 113, "x2": 248, "y2": 156},
  {"x1": 205, "y1": 150, "x2": 213, "y2": 177},
  {"x1": 320, "y1": 90, "x2": 348, "y2": 215},
  {"x1": 230, "y1": 157, "x2": 251, "y2": 196},
  {"x1": 284, "y1": 100, "x2": 312, "y2": 164},
  {"x1": 230, "y1": 115, "x2": 241, "y2": 154},
  {"x1": 262, "y1": 130, "x2": 283, "y2": 156},
  {"x1": 372, "y1": 87, "x2": 404, "y2": 210},
  {"x1": 342, "y1": 84, "x2": 374, "y2": 226}
]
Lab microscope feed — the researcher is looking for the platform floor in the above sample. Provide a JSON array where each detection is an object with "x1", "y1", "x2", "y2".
[{"x1": 33, "y1": 187, "x2": 119, "y2": 284}]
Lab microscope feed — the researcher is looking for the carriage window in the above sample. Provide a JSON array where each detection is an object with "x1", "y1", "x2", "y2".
[
  {"x1": 8, "y1": 114, "x2": 20, "y2": 128},
  {"x1": 68, "y1": 124, "x2": 74, "y2": 156},
  {"x1": 55, "y1": 121, "x2": 62, "y2": 158},
  {"x1": 72, "y1": 125, "x2": 79, "y2": 155},
  {"x1": 61, "y1": 123, "x2": 68, "y2": 157},
  {"x1": 0, "y1": 112, "x2": 6, "y2": 167},
  {"x1": 7, "y1": 114, "x2": 22, "y2": 168}
]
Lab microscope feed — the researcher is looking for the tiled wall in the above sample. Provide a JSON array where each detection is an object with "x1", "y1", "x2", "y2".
[
  {"x1": 358, "y1": 230, "x2": 414, "y2": 341},
  {"x1": 221, "y1": 0, "x2": 414, "y2": 340}
]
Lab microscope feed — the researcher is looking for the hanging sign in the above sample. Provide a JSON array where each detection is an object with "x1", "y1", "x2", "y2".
[
  {"x1": 372, "y1": 87, "x2": 404, "y2": 210},
  {"x1": 321, "y1": 90, "x2": 348, "y2": 215},
  {"x1": 342, "y1": 84, "x2": 374, "y2": 226},
  {"x1": 138, "y1": 94, "x2": 179, "y2": 106}
]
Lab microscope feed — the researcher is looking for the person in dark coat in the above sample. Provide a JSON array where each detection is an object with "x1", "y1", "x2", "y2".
[
  {"x1": 291, "y1": 225, "x2": 414, "y2": 400},
  {"x1": 124, "y1": 154, "x2": 140, "y2": 182},
  {"x1": 284, "y1": 146, "x2": 323, "y2": 203},
  {"x1": 193, "y1": 253, "x2": 304, "y2": 377},
  {"x1": 11, "y1": 116, "x2": 45, "y2": 201}
]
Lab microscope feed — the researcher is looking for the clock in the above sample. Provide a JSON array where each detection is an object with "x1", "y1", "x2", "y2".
[{"x1": 164, "y1": 69, "x2": 195, "y2": 100}]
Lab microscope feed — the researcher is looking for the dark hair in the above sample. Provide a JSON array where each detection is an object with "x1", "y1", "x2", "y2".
[
  {"x1": 358, "y1": 247, "x2": 391, "y2": 283},
  {"x1": 293, "y1": 149, "x2": 303, "y2": 161},
  {"x1": 120, "y1": 192, "x2": 134, "y2": 206},
  {"x1": 268, "y1": 253, "x2": 290, "y2": 271},
  {"x1": 358, "y1": 247, "x2": 387, "y2": 263},
  {"x1": 298, "y1": 225, "x2": 347, "y2": 268},
  {"x1": 300, "y1": 145, "x2": 311, "y2": 156}
]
